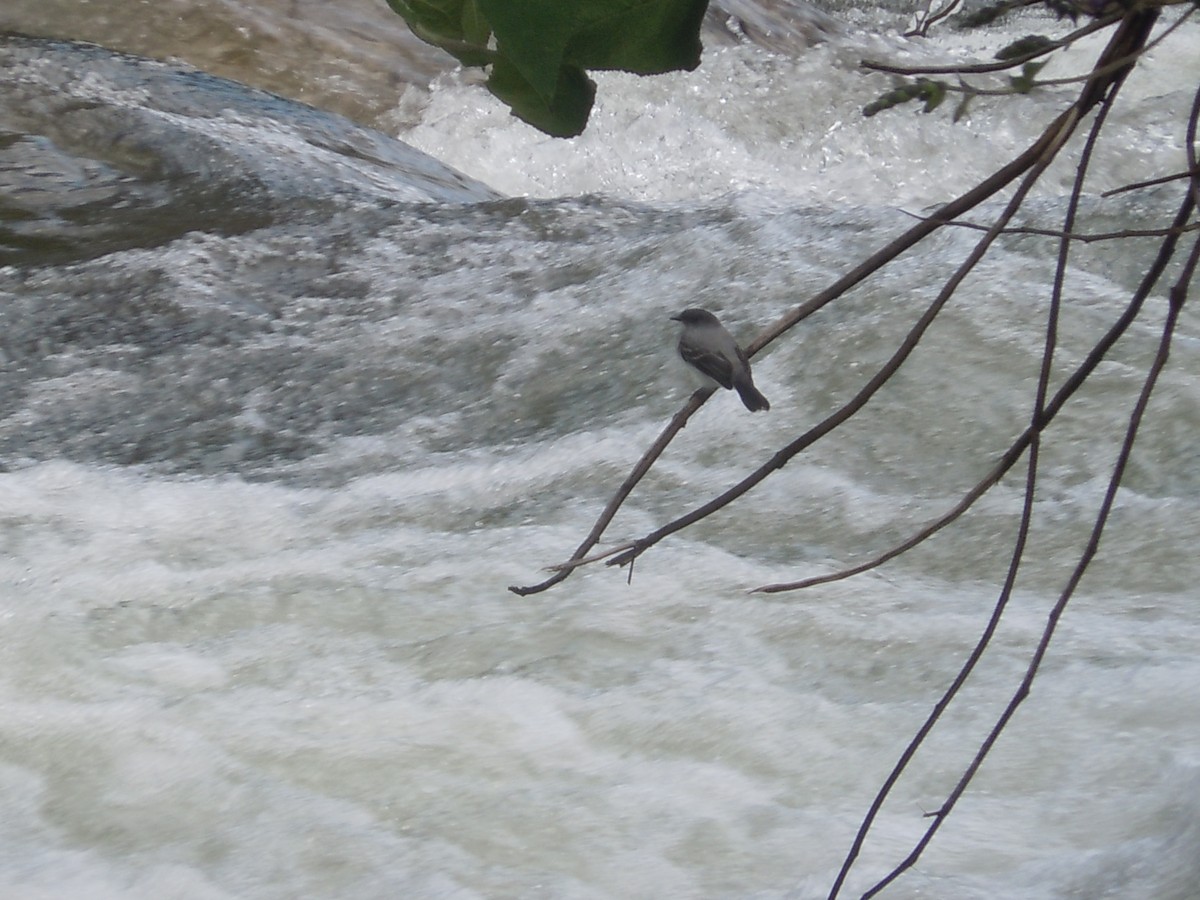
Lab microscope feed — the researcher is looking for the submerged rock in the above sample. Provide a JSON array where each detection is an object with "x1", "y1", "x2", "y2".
[{"x1": 0, "y1": 32, "x2": 501, "y2": 266}]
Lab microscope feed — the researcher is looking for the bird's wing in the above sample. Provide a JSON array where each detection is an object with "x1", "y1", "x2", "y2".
[
  {"x1": 735, "y1": 345, "x2": 753, "y2": 373},
  {"x1": 680, "y1": 341, "x2": 735, "y2": 389}
]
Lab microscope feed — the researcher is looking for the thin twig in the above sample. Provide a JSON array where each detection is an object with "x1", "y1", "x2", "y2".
[
  {"x1": 748, "y1": 265, "x2": 1171, "y2": 595},
  {"x1": 862, "y1": 10, "x2": 1122, "y2": 77},
  {"x1": 842, "y1": 47, "x2": 1132, "y2": 896},
  {"x1": 759, "y1": 8, "x2": 1170, "y2": 601},
  {"x1": 823, "y1": 11, "x2": 1172, "y2": 896},
  {"x1": 863, "y1": 220, "x2": 1198, "y2": 900},
  {"x1": 510, "y1": 104, "x2": 1082, "y2": 595},
  {"x1": 611, "y1": 7, "x2": 1170, "y2": 579},
  {"x1": 607, "y1": 110, "x2": 1079, "y2": 574},
  {"x1": 857, "y1": 69, "x2": 1199, "y2": 900},
  {"x1": 1026, "y1": 5, "x2": 1194, "y2": 88},
  {"x1": 544, "y1": 541, "x2": 638, "y2": 572},
  {"x1": 508, "y1": 389, "x2": 710, "y2": 594},
  {"x1": 896, "y1": 208, "x2": 1200, "y2": 242},
  {"x1": 757, "y1": 194, "x2": 1198, "y2": 598},
  {"x1": 825, "y1": 67, "x2": 1099, "y2": 900},
  {"x1": 905, "y1": 0, "x2": 962, "y2": 38},
  {"x1": 509, "y1": 3, "x2": 1191, "y2": 596},
  {"x1": 1102, "y1": 165, "x2": 1200, "y2": 197}
]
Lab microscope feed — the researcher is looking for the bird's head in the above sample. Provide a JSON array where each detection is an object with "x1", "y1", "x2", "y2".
[{"x1": 670, "y1": 308, "x2": 720, "y2": 326}]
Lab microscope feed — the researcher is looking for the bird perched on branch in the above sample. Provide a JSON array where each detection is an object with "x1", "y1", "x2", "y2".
[{"x1": 671, "y1": 308, "x2": 770, "y2": 412}]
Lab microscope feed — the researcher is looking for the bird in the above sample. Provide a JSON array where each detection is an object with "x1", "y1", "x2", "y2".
[{"x1": 671, "y1": 308, "x2": 770, "y2": 412}]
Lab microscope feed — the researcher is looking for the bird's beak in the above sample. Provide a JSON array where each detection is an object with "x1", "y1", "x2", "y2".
[{"x1": 669, "y1": 314, "x2": 682, "y2": 322}]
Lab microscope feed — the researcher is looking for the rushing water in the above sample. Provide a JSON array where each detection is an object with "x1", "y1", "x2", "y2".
[{"x1": 1, "y1": 2, "x2": 1199, "y2": 898}]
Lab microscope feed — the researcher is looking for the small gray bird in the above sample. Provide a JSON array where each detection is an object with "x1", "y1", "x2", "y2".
[{"x1": 671, "y1": 308, "x2": 770, "y2": 412}]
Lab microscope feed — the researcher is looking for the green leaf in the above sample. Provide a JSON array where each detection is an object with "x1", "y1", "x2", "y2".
[
  {"x1": 862, "y1": 80, "x2": 947, "y2": 118},
  {"x1": 564, "y1": 0, "x2": 707, "y2": 73},
  {"x1": 386, "y1": 0, "x2": 708, "y2": 136},
  {"x1": 995, "y1": 34, "x2": 1055, "y2": 60},
  {"x1": 460, "y1": 0, "x2": 491, "y2": 47},
  {"x1": 1009, "y1": 60, "x2": 1047, "y2": 94},
  {"x1": 385, "y1": 0, "x2": 494, "y2": 67},
  {"x1": 956, "y1": 2, "x2": 1008, "y2": 28},
  {"x1": 487, "y1": 56, "x2": 597, "y2": 137},
  {"x1": 475, "y1": 0, "x2": 571, "y2": 101},
  {"x1": 920, "y1": 79, "x2": 947, "y2": 113}
]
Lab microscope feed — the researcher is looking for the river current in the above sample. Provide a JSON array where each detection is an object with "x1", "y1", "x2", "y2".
[{"x1": 1, "y1": 2, "x2": 1198, "y2": 898}]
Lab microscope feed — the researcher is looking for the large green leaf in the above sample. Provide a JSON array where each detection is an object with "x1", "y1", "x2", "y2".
[
  {"x1": 385, "y1": 0, "x2": 495, "y2": 67},
  {"x1": 487, "y1": 56, "x2": 598, "y2": 137},
  {"x1": 386, "y1": 0, "x2": 709, "y2": 137},
  {"x1": 564, "y1": 0, "x2": 707, "y2": 72}
]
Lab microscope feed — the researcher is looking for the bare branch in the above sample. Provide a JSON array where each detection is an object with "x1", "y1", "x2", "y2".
[
  {"x1": 512, "y1": 0, "x2": 1170, "y2": 593},
  {"x1": 848, "y1": 56, "x2": 1130, "y2": 897},
  {"x1": 510, "y1": 96, "x2": 1089, "y2": 594},
  {"x1": 544, "y1": 541, "x2": 638, "y2": 572},
  {"x1": 896, "y1": 207, "x2": 1200, "y2": 242},
  {"x1": 828, "y1": 65, "x2": 1111, "y2": 900},
  {"x1": 904, "y1": 0, "x2": 963, "y2": 39},
  {"x1": 608, "y1": 114, "x2": 1078, "y2": 573},
  {"x1": 508, "y1": 389, "x2": 711, "y2": 594},
  {"x1": 862, "y1": 11, "x2": 1121, "y2": 77},
  {"x1": 606, "y1": 104, "x2": 1106, "y2": 574},
  {"x1": 824, "y1": 11, "x2": 1179, "y2": 896},
  {"x1": 1102, "y1": 165, "x2": 1200, "y2": 197},
  {"x1": 863, "y1": 214, "x2": 1199, "y2": 900},
  {"x1": 1026, "y1": 5, "x2": 1195, "y2": 88}
]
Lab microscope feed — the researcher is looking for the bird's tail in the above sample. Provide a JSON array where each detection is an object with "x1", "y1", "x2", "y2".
[{"x1": 736, "y1": 381, "x2": 770, "y2": 412}]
